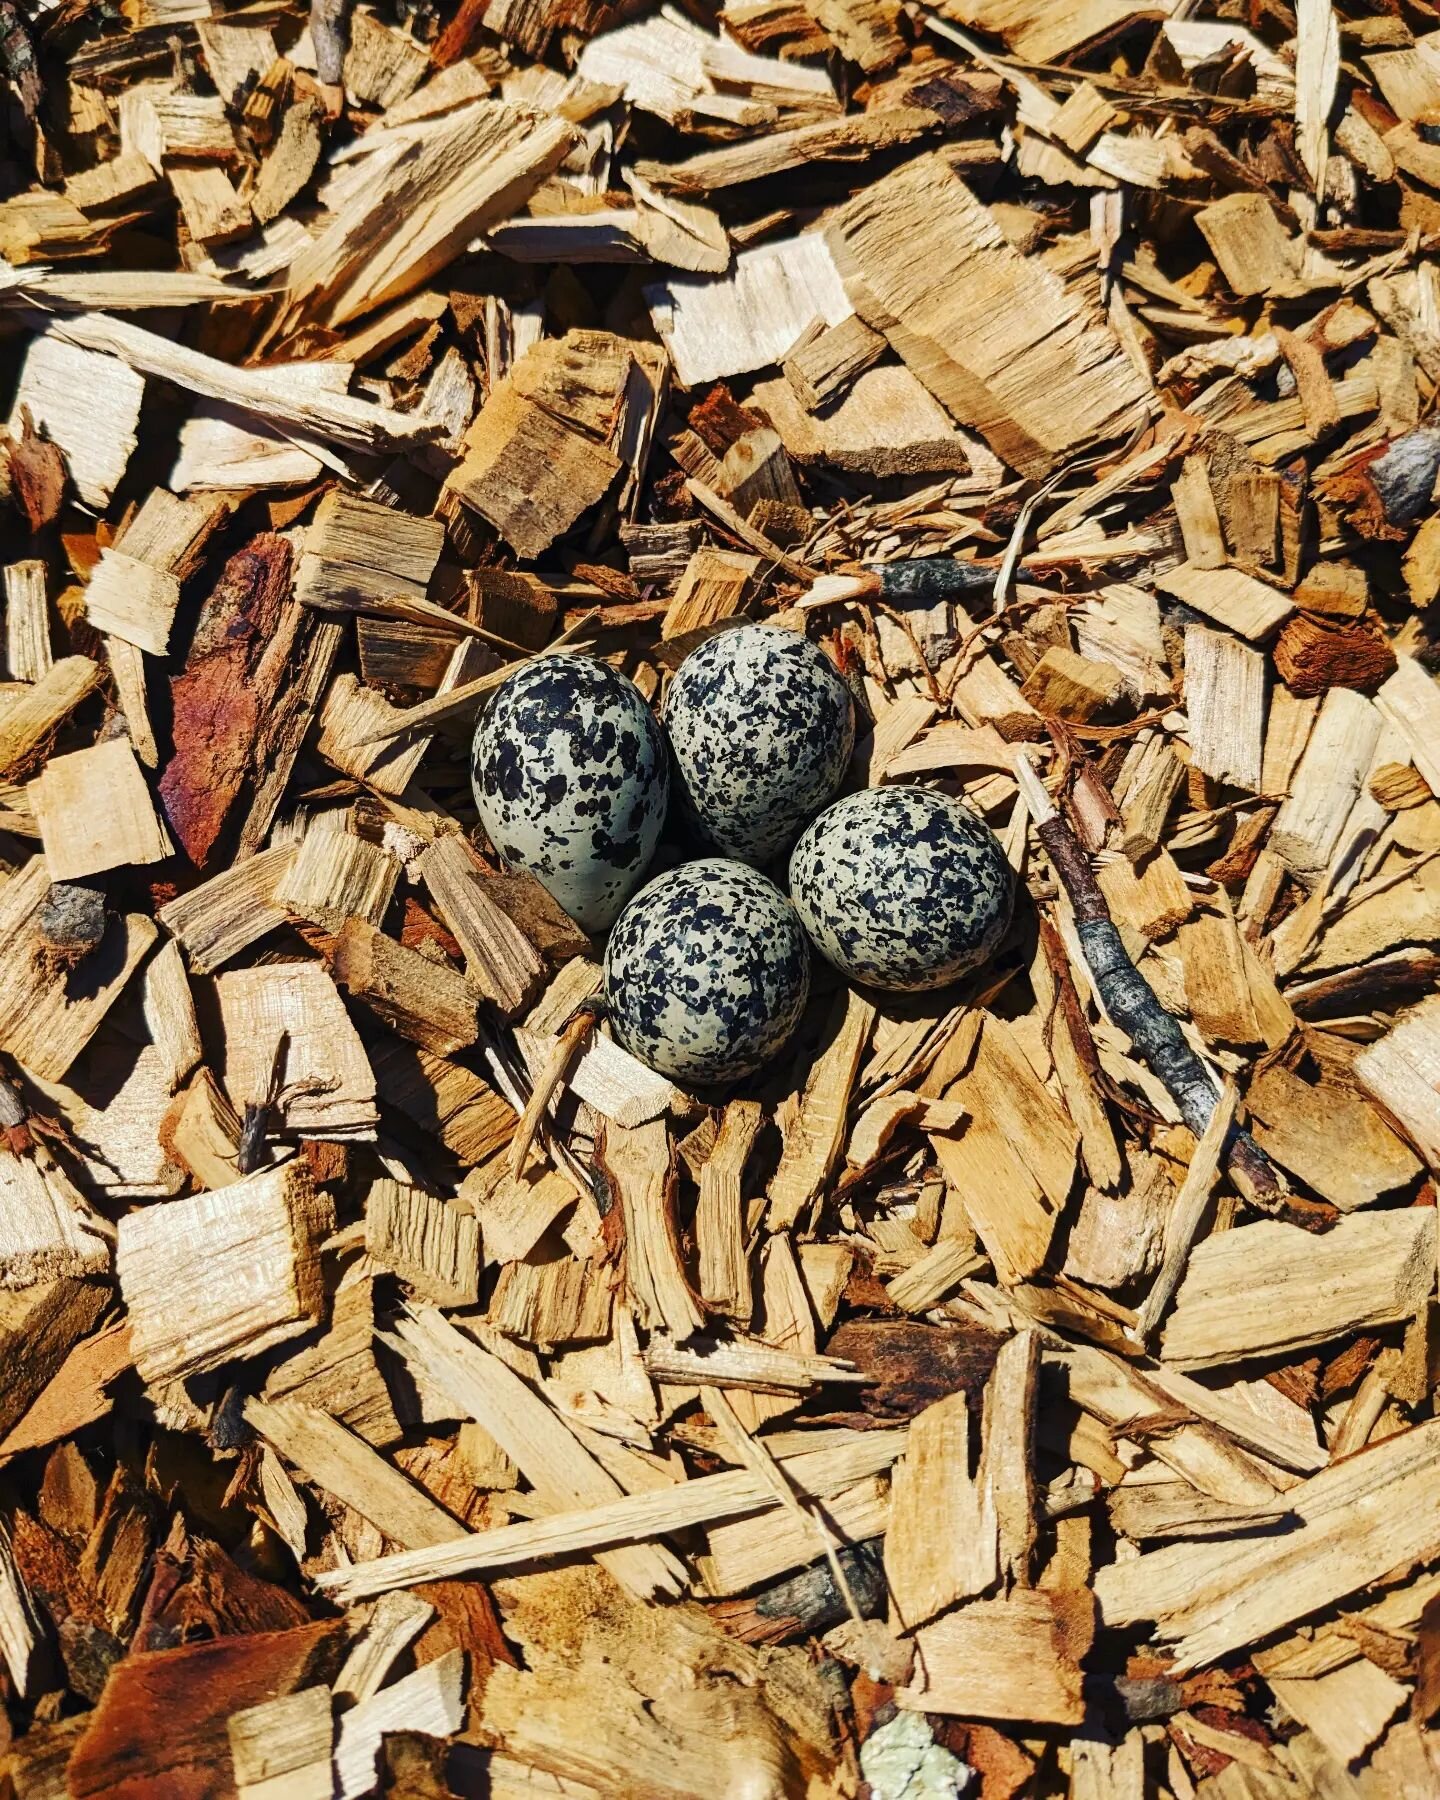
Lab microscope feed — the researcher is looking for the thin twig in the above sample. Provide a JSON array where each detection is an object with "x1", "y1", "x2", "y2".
[
  {"x1": 508, "y1": 1003, "x2": 602, "y2": 1176},
  {"x1": 1012, "y1": 750, "x2": 1286, "y2": 1211},
  {"x1": 349, "y1": 609, "x2": 602, "y2": 747},
  {"x1": 701, "y1": 1385, "x2": 866, "y2": 1628}
]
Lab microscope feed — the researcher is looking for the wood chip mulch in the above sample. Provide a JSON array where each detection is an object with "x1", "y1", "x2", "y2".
[{"x1": 2, "y1": 0, "x2": 1440, "y2": 1794}]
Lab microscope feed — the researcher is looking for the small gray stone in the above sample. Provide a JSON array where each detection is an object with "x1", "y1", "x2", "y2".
[
  {"x1": 859, "y1": 1712, "x2": 975, "y2": 1800},
  {"x1": 38, "y1": 879, "x2": 106, "y2": 960}
]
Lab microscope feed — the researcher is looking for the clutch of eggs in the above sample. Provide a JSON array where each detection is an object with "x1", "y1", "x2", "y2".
[
  {"x1": 471, "y1": 655, "x2": 668, "y2": 934},
  {"x1": 790, "y1": 787, "x2": 1013, "y2": 992},
  {"x1": 473, "y1": 642, "x2": 1011, "y2": 1086},
  {"x1": 663, "y1": 623, "x2": 855, "y2": 866}
]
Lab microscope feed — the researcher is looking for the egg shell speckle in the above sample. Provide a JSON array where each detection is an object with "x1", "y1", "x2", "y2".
[
  {"x1": 471, "y1": 654, "x2": 668, "y2": 934},
  {"x1": 604, "y1": 858, "x2": 810, "y2": 1085},
  {"x1": 789, "y1": 787, "x2": 1013, "y2": 992},
  {"x1": 663, "y1": 623, "x2": 855, "y2": 866}
]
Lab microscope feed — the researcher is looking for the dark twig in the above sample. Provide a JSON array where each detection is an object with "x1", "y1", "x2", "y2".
[
  {"x1": 237, "y1": 1031, "x2": 289, "y2": 1175},
  {"x1": 309, "y1": 0, "x2": 353, "y2": 97},
  {"x1": 864, "y1": 557, "x2": 999, "y2": 604},
  {"x1": 0, "y1": 0, "x2": 41, "y2": 121},
  {"x1": 1013, "y1": 752, "x2": 1287, "y2": 1212}
]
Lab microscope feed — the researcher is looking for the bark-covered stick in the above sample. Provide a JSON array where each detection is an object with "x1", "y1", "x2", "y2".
[
  {"x1": 707, "y1": 1540, "x2": 886, "y2": 1645},
  {"x1": 310, "y1": 0, "x2": 353, "y2": 95},
  {"x1": 1012, "y1": 751, "x2": 1285, "y2": 1211},
  {"x1": 868, "y1": 558, "x2": 1000, "y2": 603},
  {"x1": 799, "y1": 559, "x2": 1000, "y2": 612}
]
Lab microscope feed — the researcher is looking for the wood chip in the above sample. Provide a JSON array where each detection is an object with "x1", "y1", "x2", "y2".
[
  {"x1": 1184, "y1": 624, "x2": 1265, "y2": 793},
  {"x1": 31, "y1": 738, "x2": 173, "y2": 880},
  {"x1": 1160, "y1": 1209, "x2": 1436, "y2": 1368},
  {"x1": 117, "y1": 1158, "x2": 332, "y2": 1382},
  {"x1": 827, "y1": 154, "x2": 1150, "y2": 475}
]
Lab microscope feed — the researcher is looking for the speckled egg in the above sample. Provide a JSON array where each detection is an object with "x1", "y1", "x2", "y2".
[
  {"x1": 789, "y1": 787, "x2": 1012, "y2": 992},
  {"x1": 663, "y1": 624, "x2": 855, "y2": 866},
  {"x1": 604, "y1": 859, "x2": 810, "y2": 1085},
  {"x1": 471, "y1": 655, "x2": 668, "y2": 935}
]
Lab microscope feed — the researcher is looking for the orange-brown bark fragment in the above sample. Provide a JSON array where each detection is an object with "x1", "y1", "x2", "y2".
[{"x1": 159, "y1": 535, "x2": 294, "y2": 867}]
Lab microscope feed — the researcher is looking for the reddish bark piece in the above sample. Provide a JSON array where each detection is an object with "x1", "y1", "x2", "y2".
[
  {"x1": 935, "y1": 1722, "x2": 1036, "y2": 1800},
  {"x1": 132, "y1": 1527, "x2": 312, "y2": 1650},
  {"x1": 11, "y1": 1508, "x2": 101, "y2": 1631},
  {"x1": 1173, "y1": 1704, "x2": 1275, "y2": 1780},
  {"x1": 433, "y1": 0, "x2": 607, "y2": 58},
  {"x1": 1320, "y1": 1333, "x2": 1383, "y2": 1401},
  {"x1": 429, "y1": 0, "x2": 488, "y2": 65},
  {"x1": 399, "y1": 895, "x2": 464, "y2": 962},
  {"x1": 413, "y1": 1578, "x2": 514, "y2": 1726},
  {"x1": 159, "y1": 535, "x2": 294, "y2": 868},
  {"x1": 1273, "y1": 614, "x2": 1398, "y2": 696},
  {"x1": 66, "y1": 1619, "x2": 344, "y2": 1800},
  {"x1": 688, "y1": 384, "x2": 765, "y2": 458},
  {"x1": 7, "y1": 405, "x2": 67, "y2": 530},
  {"x1": 823, "y1": 1319, "x2": 1004, "y2": 1425}
]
